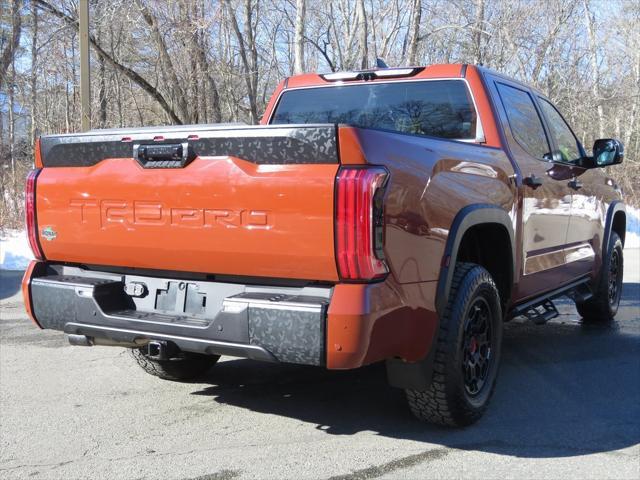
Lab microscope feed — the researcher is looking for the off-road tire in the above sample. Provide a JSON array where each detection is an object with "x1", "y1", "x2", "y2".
[
  {"x1": 130, "y1": 348, "x2": 220, "y2": 381},
  {"x1": 576, "y1": 231, "x2": 623, "y2": 323},
  {"x1": 405, "y1": 262, "x2": 503, "y2": 427}
]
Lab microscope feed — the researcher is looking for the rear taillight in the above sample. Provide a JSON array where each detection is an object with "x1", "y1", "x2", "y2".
[
  {"x1": 25, "y1": 169, "x2": 44, "y2": 260},
  {"x1": 335, "y1": 167, "x2": 388, "y2": 281}
]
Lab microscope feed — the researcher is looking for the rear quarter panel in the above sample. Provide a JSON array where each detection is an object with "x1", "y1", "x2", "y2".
[
  {"x1": 326, "y1": 128, "x2": 516, "y2": 368},
  {"x1": 355, "y1": 128, "x2": 517, "y2": 287}
]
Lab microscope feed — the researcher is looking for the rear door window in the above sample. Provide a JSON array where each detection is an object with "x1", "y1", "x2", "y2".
[
  {"x1": 270, "y1": 80, "x2": 477, "y2": 140},
  {"x1": 496, "y1": 83, "x2": 551, "y2": 159}
]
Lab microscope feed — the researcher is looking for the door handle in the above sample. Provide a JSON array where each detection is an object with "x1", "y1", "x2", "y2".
[
  {"x1": 568, "y1": 179, "x2": 583, "y2": 191},
  {"x1": 523, "y1": 174, "x2": 543, "y2": 189}
]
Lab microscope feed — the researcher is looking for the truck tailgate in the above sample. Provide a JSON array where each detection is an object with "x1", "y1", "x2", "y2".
[{"x1": 35, "y1": 125, "x2": 340, "y2": 281}]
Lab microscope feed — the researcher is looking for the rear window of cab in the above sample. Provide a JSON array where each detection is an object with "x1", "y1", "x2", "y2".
[{"x1": 270, "y1": 80, "x2": 477, "y2": 141}]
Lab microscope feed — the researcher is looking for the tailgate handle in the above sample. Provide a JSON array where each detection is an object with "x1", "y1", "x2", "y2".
[{"x1": 133, "y1": 142, "x2": 194, "y2": 168}]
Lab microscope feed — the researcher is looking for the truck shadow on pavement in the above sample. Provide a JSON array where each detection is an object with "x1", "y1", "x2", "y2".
[{"x1": 192, "y1": 282, "x2": 640, "y2": 459}]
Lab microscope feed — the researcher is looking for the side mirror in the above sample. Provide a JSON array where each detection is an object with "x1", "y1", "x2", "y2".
[{"x1": 591, "y1": 139, "x2": 624, "y2": 167}]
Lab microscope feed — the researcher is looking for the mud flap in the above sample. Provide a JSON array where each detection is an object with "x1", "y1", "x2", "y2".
[{"x1": 385, "y1": 346, "x2": 436, "y2": 390}]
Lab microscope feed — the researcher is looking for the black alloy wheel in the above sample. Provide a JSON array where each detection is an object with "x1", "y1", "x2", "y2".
[
  {"x1": 607, "y1": 249, "x2": 622, "y2": 307},
  {"x1": 576, "y1": 231, "x2": 624, "y2": 322},
  {"x1": 405, "y1": 262, "x2": 503, "y2": 426},
  {"x1": 462, "y1": 297, "x2": 493, "y2": 397}
]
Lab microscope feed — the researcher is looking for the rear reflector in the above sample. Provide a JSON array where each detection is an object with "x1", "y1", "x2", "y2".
[
  {"x1": 25, "y1": 169, "x2": 44, "y2": 260},
  {"x1": 34, "y1": 138, "x2": 43, "y2": 168},
  {"x1": 335, "y1": 167, "x2": 388, "y2": 281}
]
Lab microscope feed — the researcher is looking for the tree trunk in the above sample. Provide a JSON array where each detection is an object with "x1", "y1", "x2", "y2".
[
  {"x1": 134, "y1": 0, "x2": 188, "y2": 122},
  {"x1": 8, "y1": 59, "x2": 15, "y2": 177},
  {"x1": 472, "y1": 0, "x2": 485, "y2": 65},
  {"x1": 195, "y1": 0, "x2": 208, "y2": 123},
  {"x1": 196, "y1": 42, "x2": 222, "y2": 123},
  {"x1": 65, "y1": 84, "x2": 71, "y2": 133},
  {"x1": 30, "y1": 0, "x2": 38, "y2": 148},
  {"x1": 623, "y1": 55, "x2": 639, "y2": 148},
  {"x1": 223, "y1": 0, "x2": 259, "y2": 123},
  {"x1": 356, "y1": 0, "x2": 368, "y2": 69},
  {"x1": 183, "y1": 2, "x2": 199, "y2": 124},
  {"x1": 110, "y1": 21, "x2": 124, "y2": 127},
  {"x1": 71, "y1": 37, "x2": 78, "y2": 131},
  {"x1": 98, "y1": 54, "x2": 107, "y2": 127},
  {"x1": 245, "y1": 0, "x2": 260, "y2": 123},
  {"x1": 583, "y1": 0, "x2": 605, "y2": 139},
  {"x1": 96, "y1": 1, "x2": 107, "y2": 128},
  {"x1": 407, "y1": 0, "x2": 421, "y2": 65},
  {"x1": 294, "y1": 0, "x2": 306, "y2": 74}
]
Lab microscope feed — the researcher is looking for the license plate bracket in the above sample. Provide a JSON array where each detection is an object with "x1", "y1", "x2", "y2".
[{"x1": 155, "y1": 281, "x2": 207, "y2": 315}]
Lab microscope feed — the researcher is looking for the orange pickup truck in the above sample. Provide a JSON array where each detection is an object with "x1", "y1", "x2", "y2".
[{"x1": 22, "y1": 64, "x2": 626, "y2": 426}]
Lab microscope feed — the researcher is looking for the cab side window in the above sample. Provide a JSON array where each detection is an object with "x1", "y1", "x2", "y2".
[
  {"x1": 496, "y1": 83, "x2": 551, "y2": 160},
  {"x1": 538, "y1": 98, "x2": 581, "y2": 164}
]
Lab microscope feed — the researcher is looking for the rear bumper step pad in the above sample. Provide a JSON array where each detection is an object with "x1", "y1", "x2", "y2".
[{"x1": 30, "y1": 273, "x2": 329, "y2": 366}]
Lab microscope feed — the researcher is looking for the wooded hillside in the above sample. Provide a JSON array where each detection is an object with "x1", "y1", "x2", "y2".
[{"x1": 1, "y1": 0, "x2": 639, "y2": 228}]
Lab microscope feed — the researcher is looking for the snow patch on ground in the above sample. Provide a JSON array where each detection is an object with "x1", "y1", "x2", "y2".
[
  {"x1": 626, "y1": 233, "x2": 640, "y2": 248},
  {"x1": 626, "y1": 206, "x2": 640, "y2": 248},
  {"x1": 1, "y1": 230, "x2": 34, "y2": 270}
]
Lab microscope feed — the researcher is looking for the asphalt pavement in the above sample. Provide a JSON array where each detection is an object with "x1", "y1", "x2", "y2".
[{"x1": 1, "y1": 251, "x2": 638, "y2": 480}]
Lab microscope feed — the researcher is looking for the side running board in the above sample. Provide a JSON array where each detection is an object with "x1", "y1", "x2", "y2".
[
  {"x1": 520, "y1": 299, "x2": 559, "y2": 325},
  {"x1": 510, "y1": 277, "x2": 592, "y2": 324}
]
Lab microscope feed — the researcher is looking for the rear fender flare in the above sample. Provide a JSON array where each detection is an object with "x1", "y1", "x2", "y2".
[
  {"x1": 386, "y1": 205, "x2": 515, "y2": 391},
  {"x1": 435, "y1": 204, "x2": 516, "y2": 316}
]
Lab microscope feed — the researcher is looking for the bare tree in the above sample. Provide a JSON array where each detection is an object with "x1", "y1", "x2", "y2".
[
  {"x1": 34, "y1": 0, "x2": 183, "y2": 124},
  {"x1": 0, "y1": 0, "x2": 23, "y2": 87},
  {"x1": 134, "y1": 0, "x2": 189, "y2": 122}
]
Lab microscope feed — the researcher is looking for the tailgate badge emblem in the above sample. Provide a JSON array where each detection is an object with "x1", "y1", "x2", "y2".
[{"x1": 41, "y1": 227, "x2": 57, "y2": 241}]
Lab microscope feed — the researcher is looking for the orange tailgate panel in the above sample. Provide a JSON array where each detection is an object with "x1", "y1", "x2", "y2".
[{"x1": 37, "y1": 158, "x2": 339, "y2": 281}]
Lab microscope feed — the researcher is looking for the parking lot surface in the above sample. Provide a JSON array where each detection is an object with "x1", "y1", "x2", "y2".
[{"x1": 1, "y1": 251, "x2": 639, "y2": 479}]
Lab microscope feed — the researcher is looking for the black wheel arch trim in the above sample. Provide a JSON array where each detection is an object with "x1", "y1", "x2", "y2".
[
  {"x1": 603, "y1": 200, "x2": 626, "y2": 256},
  {"x1": 435, "y1": 204, "x2": 516, "y2": 317},
  {"x1": 387, "y1": 222, "x2": 513, "y2": 392}
]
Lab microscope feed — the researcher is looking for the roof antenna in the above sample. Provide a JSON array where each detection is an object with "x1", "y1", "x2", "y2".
[{"x1": 376, "y1": 58, "x2": 389, "y2": 69}]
